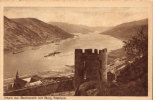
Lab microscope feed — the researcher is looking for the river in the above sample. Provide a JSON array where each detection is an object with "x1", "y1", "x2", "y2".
[{"x1": 4, "y1": 32, "x2": 123, "y2": 80}]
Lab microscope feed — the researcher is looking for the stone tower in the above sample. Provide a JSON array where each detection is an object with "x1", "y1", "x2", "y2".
[{"x1": 74, "y1": 48, "x2": 107, "y2": 95}]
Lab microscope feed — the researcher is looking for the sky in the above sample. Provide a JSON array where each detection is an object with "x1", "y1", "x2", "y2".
[{"x1": 4, "y1": 7, "x2": 148, "y2": 27}]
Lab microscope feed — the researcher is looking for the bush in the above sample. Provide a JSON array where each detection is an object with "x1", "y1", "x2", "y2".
[{"x1": 123, "y1": 25, "x2": 148, "y2": 61}]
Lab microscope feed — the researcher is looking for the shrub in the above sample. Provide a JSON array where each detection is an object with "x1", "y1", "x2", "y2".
[{"x1": 123, "y1": 25, "x2": 148, "y2": 61}]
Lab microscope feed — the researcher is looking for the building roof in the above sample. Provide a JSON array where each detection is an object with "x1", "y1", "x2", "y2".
[
  {"x1": 30, "y1": 75, "x2": 42, "y2": 83},
  {"x1": 29, "y1": 80, "x2": 42, "y2": 87},
  {"x1": 23, "y1": 78, "x2": 31, "y2": 83}
]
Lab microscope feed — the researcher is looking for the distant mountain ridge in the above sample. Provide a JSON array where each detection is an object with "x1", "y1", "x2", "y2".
[
  {"x1": 100, "y1": 19, "x2": 148, "y2": 40},
  {"x1": 4, "y1": 16, "x2": 73, "y2": 52},
  {"x1": 49, "y1": 22, "x2": 110, "y2": 34}
]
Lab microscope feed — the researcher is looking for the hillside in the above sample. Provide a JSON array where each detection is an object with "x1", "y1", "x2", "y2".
[
  {"x1": 75, "y1": 55, "x2": 148, "y2": 96},
  {"x1": 111, "y1": 56, "x2": 148, "y2": 96},
  {"x1": 100, "y1": 19, "x2": 148, "y2": 40},
  {"x1": 107, "y1": 48, "x2": 126, "y2": 64},
  {"x1": 4, "y1": 16, "x2": 73, "y2": 52},
  {"x1": 13, "y1": 18, "x2": 73, "y2": 40},
  {"x1": 49, "y1": 22, "x2": 110, "y2": 34},
  {"x1": 4, "y1": 16, "x2": 42, "y2": 52}
]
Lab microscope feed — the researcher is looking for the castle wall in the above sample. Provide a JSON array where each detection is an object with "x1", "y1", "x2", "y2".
[
  {"x1": 84, "y1": 49, "x2": 100, "y2": 81},
  {"x1": 4, "y1": 79, "x2": 74, "y2": 96}
]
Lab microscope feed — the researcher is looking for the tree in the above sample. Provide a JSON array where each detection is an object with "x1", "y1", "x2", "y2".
[{"x1": 123, "y1": 25, "x2": 148, "y2": 61}]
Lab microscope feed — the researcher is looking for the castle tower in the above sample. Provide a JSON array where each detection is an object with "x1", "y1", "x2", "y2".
[
  {"x1": 99, "y1": 48, "x2": 107, "y2": 83},
  {"x1": 99, "y1": 48, "x2": 108, "y2": 95},
  {"x1": 74, "y1": 49, "x2": 84, "y2": 89},
  {"x1": 74, "y1": 48, "x2": 108, "y2": 95}
]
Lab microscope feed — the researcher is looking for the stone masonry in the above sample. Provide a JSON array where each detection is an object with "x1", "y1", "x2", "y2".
[{"x1": 74, "y1": 48, "x2": 107, "y2": 95}]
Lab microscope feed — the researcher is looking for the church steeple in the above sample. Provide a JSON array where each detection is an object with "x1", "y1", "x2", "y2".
[{"x1": 16, "y1": 71, "x2": 19, "y2": 79}]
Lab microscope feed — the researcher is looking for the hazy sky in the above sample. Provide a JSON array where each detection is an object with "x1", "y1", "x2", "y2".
[{"x1": 4, "y1": 7, "x2": 148, "y2": 27}]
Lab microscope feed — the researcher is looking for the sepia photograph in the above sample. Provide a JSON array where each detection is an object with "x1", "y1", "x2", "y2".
[{"x1": 3, "y1": 6, "x2": 148, "y2": 96}]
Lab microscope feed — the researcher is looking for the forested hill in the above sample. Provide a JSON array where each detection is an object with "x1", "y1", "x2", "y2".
[{"x1": 4, "y1": 16, "x2": 73, "y2": 52}]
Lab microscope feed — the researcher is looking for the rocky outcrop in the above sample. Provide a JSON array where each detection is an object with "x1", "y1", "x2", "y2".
[{"x1": 75, "y1": 81, "x2": 99, "y2": 96}]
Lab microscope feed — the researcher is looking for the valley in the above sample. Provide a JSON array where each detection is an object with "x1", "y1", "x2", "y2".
[{"x1": 4, "y1": 32, "x2": 123, "y2": 80}]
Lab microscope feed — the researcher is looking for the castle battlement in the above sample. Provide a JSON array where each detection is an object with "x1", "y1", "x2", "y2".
[{"x1": 75, "y1": 48, "x2": 107, "y2": 55}]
